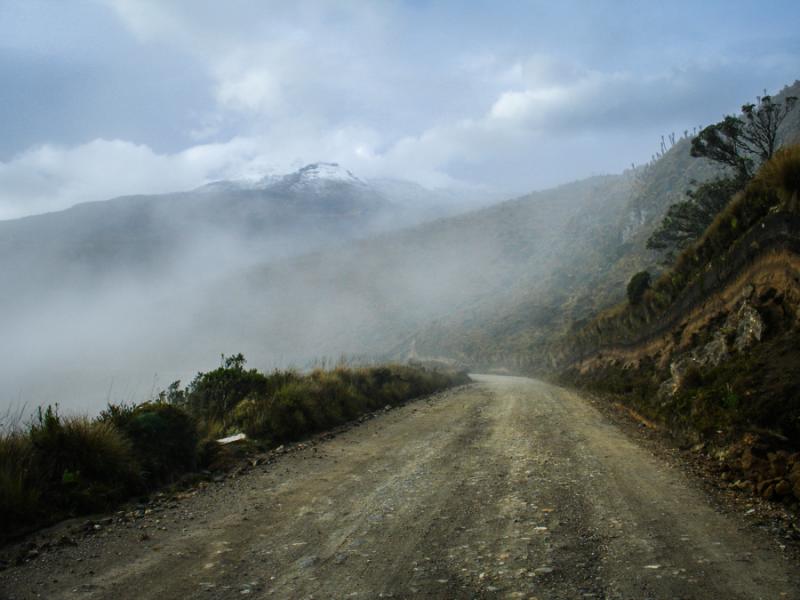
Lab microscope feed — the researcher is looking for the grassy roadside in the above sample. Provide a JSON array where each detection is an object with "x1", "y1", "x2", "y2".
[{"x1": 0, "y1": 359, "x2": 469, "y2": 544}]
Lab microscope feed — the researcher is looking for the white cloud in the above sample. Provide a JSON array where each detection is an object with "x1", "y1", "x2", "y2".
[
  {"x1": 102, "y1": 0, "x2": 392, "y2": 125},
  {"x1": 0, "y1": 138, "x2": 264, "y2": 220},
  {"x1": 490, "y1": 87, "x2": 568, "y2": 121},
  {"x1": 216, "y1": 68, "x2": 281, "y2": 113},
  {"x1": 99, "y1": 0, "x2": 182, "y2": 42},
  {"x1": 0, "y1": 2, "x2": 794, "y2": 218},
  {"x1": 0, "y1": 55, "x2": 760, "y2": 221}
]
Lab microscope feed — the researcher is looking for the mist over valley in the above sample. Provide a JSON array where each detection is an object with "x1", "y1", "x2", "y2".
[{"x1": 3, "y1": 4, "x2": 800, "y2": 597}]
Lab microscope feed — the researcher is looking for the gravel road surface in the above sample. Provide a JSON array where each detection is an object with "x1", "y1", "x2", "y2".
[{"x1": 3, "y1": 375, "x2": 798, "y2": 599}]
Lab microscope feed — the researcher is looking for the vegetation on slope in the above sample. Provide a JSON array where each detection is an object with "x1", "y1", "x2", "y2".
[
  {"x1": 0, "y1": 359, "x2": 467, "y2": 543},
  {"x1": 559, "y1": 146, "x2": 800, "y2": 458},
  {"x1": 412, "y1": 82, "x2": 800, "y2": 374},
  {"x1": 646, "y1": 92, "x2": 797, "y2": 260},
  {"x1": 555, "y1": 144, "x2": 800, "y2": 507},
  {"x1": 565, "y1": 144, "x2": 800, "y2": 355}
]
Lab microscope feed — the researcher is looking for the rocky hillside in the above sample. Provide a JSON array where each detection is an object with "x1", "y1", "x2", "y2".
[{"x1": 557, "y1": 145, "x2": 800, "y2": 505}]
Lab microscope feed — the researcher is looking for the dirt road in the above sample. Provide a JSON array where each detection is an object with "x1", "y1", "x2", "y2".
[{"x1": 3, "y1": 375, "x2": 798, "y2": 599}]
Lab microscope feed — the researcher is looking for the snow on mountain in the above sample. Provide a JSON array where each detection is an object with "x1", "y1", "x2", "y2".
[
  {"x1": 195, "y1": 162, "x2": 495, "y2": 220},
  {"x1": 293, "y1": 162, "x2": 363, "y2": 184},
  {"x1": 265, "y1": 162, "x2": 371, "y2": 197},
  {"x1": 198, "y1": 162, "x2": 366, "y2": 195}
]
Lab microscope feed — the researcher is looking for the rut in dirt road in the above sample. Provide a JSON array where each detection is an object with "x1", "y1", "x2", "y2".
[{"x1": 2, "y1": 375, "x2": 798, "y2": 599}]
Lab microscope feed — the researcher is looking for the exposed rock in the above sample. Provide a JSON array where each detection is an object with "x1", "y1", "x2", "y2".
[
  {"x1": 664, "y1": 355, "x2": 698, "y2": 395},
  {"x1": 657, "y1": 377, "x2": 677, "y2": 401},
  {"x1": 697, "y1": 333, "x2": 730, "y2": 367},
  {"x1": 660, "y1": 329, "x2": 730, "y2": 399},
  {"x1": 756, "y1": 479, "x2": 774, "y2": 495},
  {"x1": 217, "y1": 433, "x2": 247, "y2": 445},
  {"x1": 657, "y1": 297, "x2": 768, "y2": 401},
  {"x1": 788, "y1": 462, "x2": 800, "y2": 485},
  {"x1": 734, "y1": 302, "x2": 764, "y2": 351},
  {"x1": 762, "y1": 484, "x2": 776, "y2": 500},
  {"x1": 57, "y1": 535, "x2": 78, "y2": 547},
  {"x1": 768, "y1": 451, "x2": 789, "y2": 478},
  {"x1": 775, "y1": 479, "x2": 792, "y2": 497}
]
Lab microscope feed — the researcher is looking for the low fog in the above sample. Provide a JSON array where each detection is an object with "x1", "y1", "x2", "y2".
[
  {"x1": 0, "y1": 165, "x2": 635, "y2": 418},
  {"x1": 0, "y1": 168, "x2": 503, "y2": 416},
  {"x1": 3, "y1": 1, "x2": 798, "y2": 421}
]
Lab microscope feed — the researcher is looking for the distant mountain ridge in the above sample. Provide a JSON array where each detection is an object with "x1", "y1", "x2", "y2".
[
  {"x1": 0, "y1": 161, "x2": 484, "y2": 310},
  {"x1": 0, "y1": 158, "x2": 502, "y2": 410}
]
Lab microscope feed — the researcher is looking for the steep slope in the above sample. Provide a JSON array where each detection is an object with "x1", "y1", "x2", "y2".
[
  {"x1": 411, "y1": 80, "x2": 800, "y2": 372},
  {"x1": 408, "y1": 137, "x2": 722, "y2": 369},
  {"x1": 552, "y1": 146, "x2": 800, "y2": 509}
]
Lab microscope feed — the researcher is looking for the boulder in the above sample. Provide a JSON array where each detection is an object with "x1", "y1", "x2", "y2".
[
  {"x1": 775, "y1": 479, "x2": 792, "y2": 497},
  {"x1": 788, "y1": 462, "x2": 800, "y2": 485},
  {"x1": 762, "y1": 484, "x2": 776, "y2": 500},
  {"x1": 734, "y1": 302, "x2": 764, "y2": 352},
  {"x1": 695, "y1": 333, "x2": 729, "y2": 368},
  {"x1": 768, "y1": 451, "x2": 789, "y2": 478}
]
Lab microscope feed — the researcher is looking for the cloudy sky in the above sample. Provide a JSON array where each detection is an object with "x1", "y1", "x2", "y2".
[{"x1": 0, "y1": 0, "x2": 798, "y2": 219}]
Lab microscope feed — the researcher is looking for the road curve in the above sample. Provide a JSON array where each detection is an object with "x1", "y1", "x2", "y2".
[{"x1": 2, "y1": 375, "x2": 798, "y2": 599}]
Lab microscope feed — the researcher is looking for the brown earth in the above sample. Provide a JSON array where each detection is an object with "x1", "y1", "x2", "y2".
[
  {"x1": 2, "y1": 375, "x2": 798, "y2": 599},
  {"x1": 569, "y1": 248, "x2": 800, "y2": 374}
]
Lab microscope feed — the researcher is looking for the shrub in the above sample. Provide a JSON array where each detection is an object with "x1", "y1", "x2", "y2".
[
  {"x1": 0, "y1": 432, "x2": 39, "y2": 536},
  {"x1": 184, "y1": 354, "x2": 272, "y2": 425},
  {"x1": 231, "y1": 396, "x2": 272, "y2": 439},
  {"x1": 28, "y1": 406, "x2": 141, "y2": 513},
  {"x1": 103, "y1": 402, "x2": 198, "y2": 484},
  {"x1": 626, "y1": 271, "x2": 651, "y2": 305},
  {"x1": 759, "y1": 144, "x2": 800, "y2": 208},
  {"x1": 265, "y1": 383, "x2": 311, "y2": 441},
  {"x1": 4, "y1": 360, "x2": 465, "y2": 540},
  {"x1": 228, "y1": 364, "x2": 466, "y2": 444}
]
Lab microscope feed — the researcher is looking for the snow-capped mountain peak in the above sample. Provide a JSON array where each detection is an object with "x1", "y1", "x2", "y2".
[
  {"x1": 257, "y1": 162, "x2": 372, "y2": 198},
  {"x1": 196, "y1": 162, "x2": 366, "y2": 194},
  {"x1": 295, "y1": 162, "x2": 363, "y2": 185}
]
